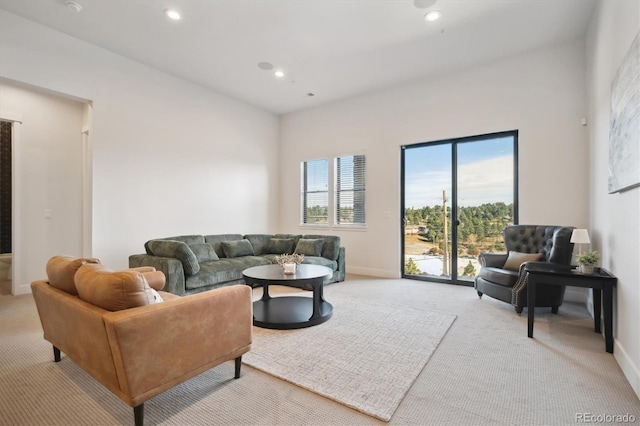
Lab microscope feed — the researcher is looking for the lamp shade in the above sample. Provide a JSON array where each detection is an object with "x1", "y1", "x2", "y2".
[{"x1": 570, "y1": 229, "x2": 591, "y2": 244}]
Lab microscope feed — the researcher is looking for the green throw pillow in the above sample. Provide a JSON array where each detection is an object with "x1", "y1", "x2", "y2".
[
  {"x1": 294, "y1": 238, "x2": 324, "y2": 257},
  {"x1": 268, "y1": 238, "x2": 295, "y2": 254},
  {"x1": 221, "y1": 240, "x2": 255, "y2": 258},
  {"x1": 147, "y1": 240, "x2": 200, "y2": 276},
  {"x1": 189, "y1": 243, "x2": 219, "y2": 263}
]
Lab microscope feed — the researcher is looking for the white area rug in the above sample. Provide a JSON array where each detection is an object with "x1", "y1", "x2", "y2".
[{"x1": 243, "y1": 291, "x2": 456, "y2": 421}]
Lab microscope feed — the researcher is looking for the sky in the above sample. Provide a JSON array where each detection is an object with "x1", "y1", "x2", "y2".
[{"x1": 404, "y1": 136, "x2": 514, "y2": 208}]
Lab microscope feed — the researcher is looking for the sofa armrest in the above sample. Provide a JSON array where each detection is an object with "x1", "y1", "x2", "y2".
[
  {"x1": 478, "y1": 252, "x2": 508, "y2": 268},
  {"x1": 103, "y1": 285, "x2": 252, "y2": 407},
  {"x1": 129, "y1": 254, "x2": 186, "y2": 295},
  {"x1": 334, "y1": 246, "x2": 346, "y2": 282}
]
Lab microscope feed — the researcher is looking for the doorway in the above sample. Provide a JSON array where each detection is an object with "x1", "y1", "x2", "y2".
[
  {"x1": 1, "y1": 81, "x2": 88, "y2": 295},
  {"x1": 401, "y1": 131, "x2": 518, "y2": 285}
]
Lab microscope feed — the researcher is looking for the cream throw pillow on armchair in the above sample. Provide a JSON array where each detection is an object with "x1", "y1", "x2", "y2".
[{"x1": 502, "y1": 251, "x2": 543, "y2": 271}]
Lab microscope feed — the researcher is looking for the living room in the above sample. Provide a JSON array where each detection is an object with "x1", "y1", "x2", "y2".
[{"x1": 0, "y1": 0, "x2": 639, "y2": 424}]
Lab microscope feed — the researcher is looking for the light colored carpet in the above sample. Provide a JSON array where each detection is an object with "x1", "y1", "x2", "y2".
[
  {"x1": 243, "y1": 291, "x2": 456, "y2": 421},
  {"x1": 1, "y1": 275, "x2": 639, "y2": 425}
]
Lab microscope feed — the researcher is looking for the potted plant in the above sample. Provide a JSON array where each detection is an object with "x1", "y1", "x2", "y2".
[{"x1": 576, "y1": 250, "x2": 600, "y2": 274}]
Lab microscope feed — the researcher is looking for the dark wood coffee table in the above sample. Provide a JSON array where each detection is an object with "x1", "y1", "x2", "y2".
[{"x1": 242, "y1": 264, "x2": 333, "y2": 330}]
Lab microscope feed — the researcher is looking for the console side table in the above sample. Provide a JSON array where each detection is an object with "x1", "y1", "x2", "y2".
[{"x1": 524, "y1": 262, "x2": 617, "y2": 353}]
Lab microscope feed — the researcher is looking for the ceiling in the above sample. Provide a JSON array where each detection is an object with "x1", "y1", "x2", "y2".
[{"x1": 0, "y1": 0, "x2": 596, "y2": 115}]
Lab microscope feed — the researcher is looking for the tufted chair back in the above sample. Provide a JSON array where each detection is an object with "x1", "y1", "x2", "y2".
[{"x1": 503, "y1": 225, "x2": 574, "y2": 264}]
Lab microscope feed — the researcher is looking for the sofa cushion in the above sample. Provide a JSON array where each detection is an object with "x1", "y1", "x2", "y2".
[
  {"x1": 302, "y1": 234, "x2": 341, "y2": 260},
  {"x1": 187, "y1": 256, "x2": 271, "y2": 290},
  {"x1": 189, "y1": 243, "x2": 219, "y2": 263},
  {"x1": 204, "y1": 234, "x2": 244, "y2": 258},
  {"x1": 301, "y1": 256, "x2": 338, "y2": 271},
  {"x1": 477, "y1": 266, "x2": 519, "y2": 287},
  {"x1": 274, "y1": 234, "x2": 301, "y2": 246},
  {"x1": 46, "y1": 255, "x2": 101, "y2": 295},
  {"x1": 242, "y1": 234, "x2": 273, "y2": 256},
  {"x1": 294, "y1": 238, "x2": 325, "y2": 257},
  {"x1": 144, "y1": 235, "x2": 204, "y2": 254},
  {"x1": 221, "y1": 240, "x2": 255, "y2": 258},
  {"x1": 126, "y1": 267, "x2": 166, "y2": 291},
  {"x1": 147, "y1": 240, "x2": 200, "y2": 276},
  {"x1": 268, "y1": 238, "x2": 295, "y2": 254},
  {"x1": 503, "y1": 251, "x2": 543, "y2": 271},
  {"x1": 75, "y1": 264, "x2": 161, "y2": 311}
]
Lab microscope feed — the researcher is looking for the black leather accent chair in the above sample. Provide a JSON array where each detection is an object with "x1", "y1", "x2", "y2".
[{"x1": 474, "y1": 225, "x2": 574, "y2": 313}]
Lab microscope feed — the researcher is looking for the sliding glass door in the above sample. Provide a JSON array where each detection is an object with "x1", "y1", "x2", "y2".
[{"x1": 401, "y1": 131, "x2": 518, "y2": 285}]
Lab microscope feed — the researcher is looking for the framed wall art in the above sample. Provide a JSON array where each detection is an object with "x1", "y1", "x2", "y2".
[{"x1": 608, "y1": 31, "x2": 640, "y2": 194}]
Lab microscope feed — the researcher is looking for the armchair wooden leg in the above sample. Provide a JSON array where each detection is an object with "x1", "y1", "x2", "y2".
[
  {"x1": 551, "y1": 306, "x2": 559, "y2": 314},
  {"x1": 234, "y1": 356, "x2": 242, "y2": 379},
  {"x1": 515, "y1": 306, "x2": 523, "y2": 314},
  {"x1": 134, "y1": 404, "x2": 144, "y2": 426},
  {"x1": 53, "y1": 346, "x2": 61, "y2": 362},
  {"x1": 477, "y1": 291, "x2": 483, "y2": 299}
]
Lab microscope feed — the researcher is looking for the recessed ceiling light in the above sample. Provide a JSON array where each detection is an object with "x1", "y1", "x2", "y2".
[
  {"x1": 424, "y1": 10, "x2": 442, "y2": 22},
  {"x1": 274, "y1": 70, "x2": 285, "y2": 78},
  {"x1": 65, "y1": 1, "x2": 82, "y2": 13},
  {"x1": 257, "y1": 62, "x2": 274, "y2": 70},
  {"x1": 165, "y1": 9, "x2": 181, "y2": 21},
  {"x1": 414, "y1": 0, "x2": 437, "y2": 9}
]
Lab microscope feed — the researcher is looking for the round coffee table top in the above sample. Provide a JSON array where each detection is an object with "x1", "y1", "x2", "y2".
[{"x1": 243, "y1": 264, "x2": 332, "y2": 283}]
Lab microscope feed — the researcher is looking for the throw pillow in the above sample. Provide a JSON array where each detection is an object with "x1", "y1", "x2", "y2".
[
  {"x1": 268, "y1": 238, "x2": 295, "y2": 254},
  {"x1": 189, "y1": 243, "x2": 219, "y2": 263},
  {"x1": 75, "y1": 264, "x2": 161, "y2": 311},
  {"x1": 221, "y1": 240, "x2": 255, "y2": 258},
  {"x1": 124, "y1": 267, "x2": 166, "y2": 290},
  {"x1": 294, "y1": 238, "x2": 325, "y2": 257},
  {"x1": 46, "y1": 255, "x2": 101, "y2": 295},
  {"x1": 503, "y1": 251, "x2": 543, "y2": 271},
  {"x1": 147, "y1": 240, "x2": 200, "y2": 276}
]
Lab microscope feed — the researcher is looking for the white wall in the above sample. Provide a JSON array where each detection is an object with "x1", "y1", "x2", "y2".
[
  {"x1": 0, "y1": 82, "x2": 85, "y2": 294},
  {"x1": 0, "y1": 10, "x2": 280, "y2": 276},
  {"x1": 586, "y1": 0, "x2": 640, "y2": 398},
  {"x1": 280, "y1": 39, "x2": 589, "y2": 278}
]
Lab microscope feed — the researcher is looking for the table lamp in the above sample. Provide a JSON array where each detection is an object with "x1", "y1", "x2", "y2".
[{"x1": 570, "y1": 228, "x2": 591, "y2": 256}]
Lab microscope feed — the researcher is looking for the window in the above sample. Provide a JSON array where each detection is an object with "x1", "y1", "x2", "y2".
[
  {"x1": 301, "y1": 159, "x2": 329, "y2": 224},
  {"x1": 335, "y1": 155, "x2": 366, "y2": 225},
  {"x1": 301, "y1": 155, "x2": 366, "y2": 226}
]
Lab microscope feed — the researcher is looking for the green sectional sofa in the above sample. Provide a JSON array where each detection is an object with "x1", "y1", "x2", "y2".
[{"x1": 129, "y1": 233, "x2": 346, "y2": 296}]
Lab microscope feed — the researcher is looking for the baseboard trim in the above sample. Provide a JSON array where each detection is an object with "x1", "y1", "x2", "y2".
[
  {"x1": 346, "y1": 266, "x2": 400, "y2": 279},
  {"x1": 614, "y1": 340, "x2": 640, "y2": 400},
  {"x1": 14, "y1": 283, "x2": 31, "y2": 295}
]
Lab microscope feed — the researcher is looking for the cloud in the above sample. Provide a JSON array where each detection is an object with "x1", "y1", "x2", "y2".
[{"x1": 405, "y1": 155, "x2": 513, "y2": 208}]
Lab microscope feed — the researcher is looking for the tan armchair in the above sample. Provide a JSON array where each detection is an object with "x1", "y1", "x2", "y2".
[{"x1": 31, "y1": 256, "x2": 252, "y2": 425}]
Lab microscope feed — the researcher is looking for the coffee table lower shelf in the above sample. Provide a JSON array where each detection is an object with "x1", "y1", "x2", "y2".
[{"x1": 253, "y1": 297, "x2": 333, "y2": 330}]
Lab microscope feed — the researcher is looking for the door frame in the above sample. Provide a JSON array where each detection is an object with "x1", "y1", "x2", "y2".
[{"x1": 400, "y1": 130, "x2": 519, "y2": 286}]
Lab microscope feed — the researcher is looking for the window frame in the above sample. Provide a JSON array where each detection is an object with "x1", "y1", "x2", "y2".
[
  {"x1": 334, "y1": 154, "x2": 366, "y2": 227},
  {"x1": 300, "y1": 158, "x2": 330, "y2": 226},
  {"x1": 300, "y1": 153, "x2": 367, "y2": 229}
]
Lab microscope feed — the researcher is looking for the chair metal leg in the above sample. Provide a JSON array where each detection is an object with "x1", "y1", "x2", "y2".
[
  {"x1": 134, "y1": 404, "x2": 144, "y2": 426},
  {"x1": 234, "y1": 356, "x2": 242, "y2": 379}
]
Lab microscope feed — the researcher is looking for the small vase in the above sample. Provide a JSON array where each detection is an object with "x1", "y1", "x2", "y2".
[
  {"x1": 283, "y1": 263, "x2": 296, "y2": 275},
  {"x1": 580, "y1": 264, "x2": 594, "y2": 274}
]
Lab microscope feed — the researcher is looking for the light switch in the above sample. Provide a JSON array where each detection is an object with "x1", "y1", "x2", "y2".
[{"x1": 44, "y1": 209, "x2": 52, "y2": 219}]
